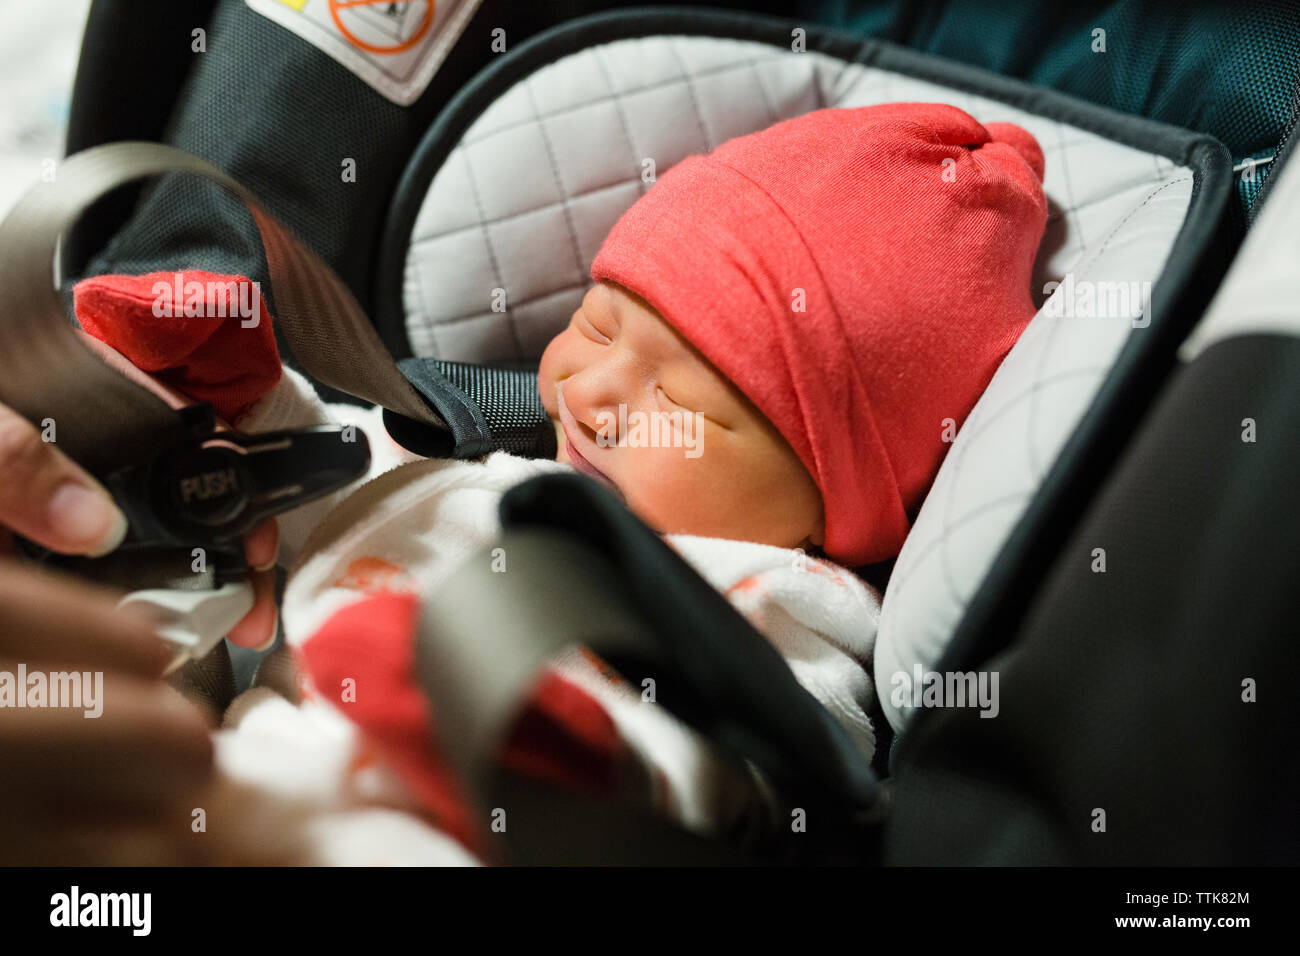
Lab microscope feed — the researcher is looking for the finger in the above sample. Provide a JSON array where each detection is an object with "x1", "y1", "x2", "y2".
[
  {"x1": 243, "y1": 518, "x2": 279, "y2": 572},
  {"x1": 4, "y1": 776, "x2": 310, "y2": 865},
  {"x1": 0, "y1": 811, "x2": 211, "y2": 866},
  {"x1": 225, "y1": 567, "x2": 278, "y2": 650},
  {"x1": 0, "y1": 670, "x2": 212, "y2": 815},
  {"x1": 0, "y1": 562, "x2": 173, "y2": 676},
  {"x1": 0, "y1": 402, "x2": 128, "y2": 556}
]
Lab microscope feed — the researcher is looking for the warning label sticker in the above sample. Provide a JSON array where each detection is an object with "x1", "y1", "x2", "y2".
[{"x1": 246, "y1": 0, "x2": 484, "y2": 106}]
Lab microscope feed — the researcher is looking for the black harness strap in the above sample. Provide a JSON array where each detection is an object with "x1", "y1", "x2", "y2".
[
  {"x1": 385, "y1": 358, "x2": 557, "y2": 460},
  {"x1": 0, "y1": 142, "x2": 447, "y2": 479}
]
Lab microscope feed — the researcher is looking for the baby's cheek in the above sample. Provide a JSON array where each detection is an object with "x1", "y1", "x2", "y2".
[
  {"x1": 536, "y1": 333, "x2": 569, "y2": 417},
  {"x1": 615, "y1": 433, "x2": 816, "y2": 548},
  {"x1": 616, "y1": 444, "x2": 727, "y2": 535}
]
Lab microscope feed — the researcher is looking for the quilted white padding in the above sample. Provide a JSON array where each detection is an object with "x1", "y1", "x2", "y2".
[{"x1": 402, "y1": 34, "x2": 1194, "y2": 734}]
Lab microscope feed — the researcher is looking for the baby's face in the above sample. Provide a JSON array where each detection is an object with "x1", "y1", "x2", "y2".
[{"x1": 538, "y1": 281, "x2": 823, "y2": 550}]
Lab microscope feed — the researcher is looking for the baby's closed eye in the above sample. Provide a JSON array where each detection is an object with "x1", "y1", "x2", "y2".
[
  {"x1": 655, "y1": 382, "x2": 733, "y2": 431},
  {"x1": 577, "y1": 311, "x2": 613, "y2": 345},
  {"x1": 655, "y1": 383, "x2": 688, "y2": 409}
]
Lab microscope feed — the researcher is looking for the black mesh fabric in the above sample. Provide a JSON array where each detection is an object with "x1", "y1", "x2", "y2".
[
  {"x1": 77, "y1": 0, "x2": 423, "y2": 394},
  {"x1": 390, "y1": 358, "x2": 556, "y2": 460},
  {"x1": 812, "y1": 0, "x2": 1300, "y2": 222},
  {"x1": 431, "y1": 360, "x2": 558, "y2": 458}
]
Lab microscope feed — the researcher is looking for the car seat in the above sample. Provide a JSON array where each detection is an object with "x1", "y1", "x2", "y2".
[{"x1": 5, "y1": 0, "x2": 1296, "y2": 864}]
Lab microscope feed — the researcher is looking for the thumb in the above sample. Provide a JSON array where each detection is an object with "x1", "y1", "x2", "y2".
[{"x1": 0, "y1": 401, "x2": 128, "y2": 556}]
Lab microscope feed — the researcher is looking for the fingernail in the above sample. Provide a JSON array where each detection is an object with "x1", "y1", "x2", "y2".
[
  {"x1": 47, "y1": 482, "x2": 128, "y2": 556},
  {"x1": 254, "y1": 616, "x2": 279, "y2": 654},
  {"x1": 252, "y1": 542, "x2": 278, "y2": 573}
]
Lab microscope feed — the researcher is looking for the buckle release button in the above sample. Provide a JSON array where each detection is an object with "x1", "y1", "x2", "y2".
[{"x1": 168, "y1": 446, "x2": 250, "y2": 528}]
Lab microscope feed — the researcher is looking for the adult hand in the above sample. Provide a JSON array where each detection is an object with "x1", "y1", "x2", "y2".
[
  {"x1": 0, "y1": 334, "x2": 279, "y2": 649},
  {"x1": 0, "y1": 398, "x2": 128, "y2": 557},
  {"x1": 0, "y1": 562, "x2": 215, "y2": 864}
]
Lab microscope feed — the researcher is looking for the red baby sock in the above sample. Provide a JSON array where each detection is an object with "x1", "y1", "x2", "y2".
[
  {"x1": 74, "y1": 270, "x2": 282, "y2": 424},
  {"x1": 298, "y1": 591, "x2": 624, "y2": 855}
]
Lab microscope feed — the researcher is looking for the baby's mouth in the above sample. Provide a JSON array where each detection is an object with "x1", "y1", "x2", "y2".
[
  {"x1": 564, "y1": 435, "x2": 617, "y2": 489},
  {"x1": 555, "y1": 388, "x2": 623, "y2": 499}
]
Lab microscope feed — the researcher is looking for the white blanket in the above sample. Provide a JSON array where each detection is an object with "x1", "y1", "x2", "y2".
[{"x1": 215, "y1": 368, "x2": 880, "y2": 863}]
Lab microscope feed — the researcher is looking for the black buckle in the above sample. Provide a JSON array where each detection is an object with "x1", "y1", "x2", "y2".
[{"x1": 20, "y1": 403, "x2": 371, "y2": 582}]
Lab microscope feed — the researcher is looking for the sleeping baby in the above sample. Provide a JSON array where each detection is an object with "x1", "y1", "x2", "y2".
[{"x1": 72, "y1": 102, "x2": 1047, "y2": 863}]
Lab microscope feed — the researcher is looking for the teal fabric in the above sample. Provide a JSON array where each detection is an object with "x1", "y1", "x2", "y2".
[{"x1": 805, "y1": 0, "x2": 1300, "y2": 215}]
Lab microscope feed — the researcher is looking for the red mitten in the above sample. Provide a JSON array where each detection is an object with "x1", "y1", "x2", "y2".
[
  {"x1": 298, "y1": 591, "x2": 624, "y2": 854},
  {"x1": 74, "y1": 270, "x2": 281, "y2": 424}
]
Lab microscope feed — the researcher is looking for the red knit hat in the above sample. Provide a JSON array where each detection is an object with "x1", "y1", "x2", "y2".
[{"x1": 590, "y1": 102, "x2": 1047, "y2": 566}]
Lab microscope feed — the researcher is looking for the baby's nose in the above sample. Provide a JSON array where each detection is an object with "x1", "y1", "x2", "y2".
[{"x1": 558, "y1": 365, "x2": 628, "y2": 430}]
